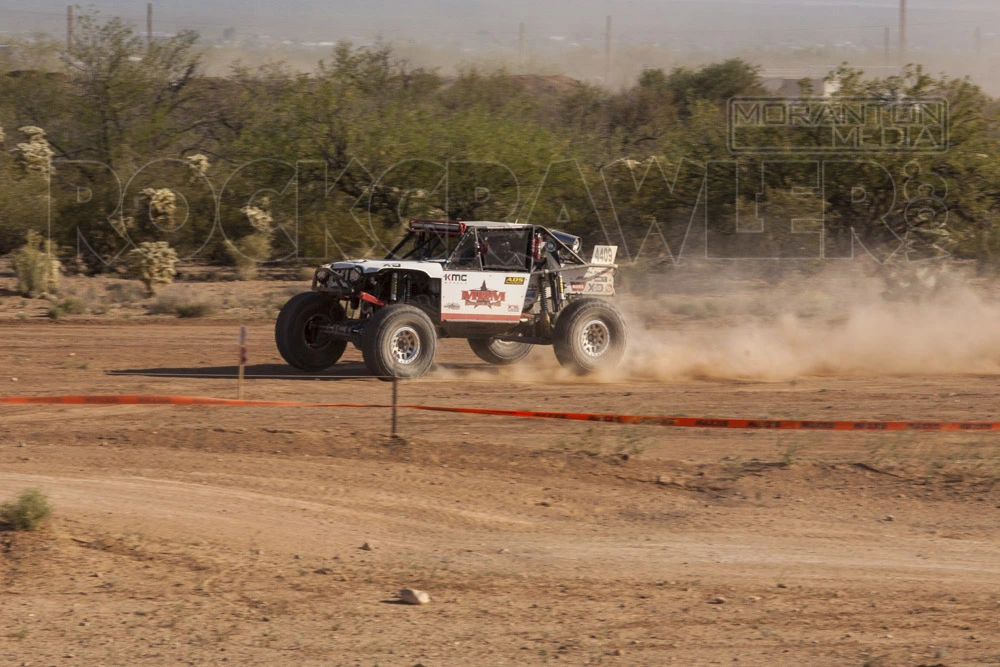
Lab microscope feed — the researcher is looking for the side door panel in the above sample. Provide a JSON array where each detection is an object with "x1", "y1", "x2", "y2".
[{"x1": 440, "y1": 272, "x2": 529, "y2": 322}]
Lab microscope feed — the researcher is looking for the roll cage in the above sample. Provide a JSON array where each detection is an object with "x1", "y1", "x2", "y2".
[{"x1": 386, "y1": 219, "x2": 588, "y2": 270}]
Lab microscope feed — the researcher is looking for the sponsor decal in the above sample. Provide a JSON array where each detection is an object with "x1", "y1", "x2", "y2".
[
  {"x1": 443, "y1": 302, "x2": 462, "y2": 311},
  {"x1": 569, "y1": 281, "x2": 586, "y2": 293},
  {"x1": 444, "y1": 273, "x2": 468, "y2": 282},
  {"x1": 507, "y1": 305, "x2": 520, "y2": 313},
  {"x1": 462, "y1": 281, "x2": 506, "y2": 309},
  {"x1": 504, "y1": 276, "x2": 526, "y2": 285}
]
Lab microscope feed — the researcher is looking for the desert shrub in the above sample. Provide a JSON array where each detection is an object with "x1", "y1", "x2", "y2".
[
  {"x1": 0, "y1": 488, "x2": 53, "y2": 531},
  {"x1": 48, "y1": 296, "x2": 87, "y2": 317},
  {"x1": 126, "y1": 241, "x2": 178, "y2": 295},
  {"x1": 174, "y1": 301, "x2": 214, "y2": 318},
  {"x1": 148, "y1": 293, "x2": 213, "y2": 318},
  {"x1": 147, "y1": 294, "x2": 179, "y2": 315},
  {"x1": 106, "y1": 281, "x2": 146, "y2": 304},
  {"x1": 225, "y1": 233, "x2": 271, "y2": 280},
  {"x1": 12, "y1": 230, "x2": 61, "y2": 296},
  {"x1": 59, "y1": 296, "x2": 87, "y2": 315}
]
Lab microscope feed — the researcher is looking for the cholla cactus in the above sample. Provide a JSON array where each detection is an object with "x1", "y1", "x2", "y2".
[
  {"x1": 227, "y1": 198, "x2": 275, "y2": 279},
  {"x1": 240, "y1": 197, "x2": 274, "y2": 234},
  {"x1": 127, "y1": 241, "x2": 178, "y2": 295},
  {"x1": 140, "y1": 188, "x2": 178, "y2": 229},
  {"x1": 186, "y1": 154, "x2": 210, "y2": 181},
  {"x1": 16, "y1": 126, "x2": 55, "y2": 177},
  {"x1": 12, "y1": 230, "x2": 61, "y2": 296}
]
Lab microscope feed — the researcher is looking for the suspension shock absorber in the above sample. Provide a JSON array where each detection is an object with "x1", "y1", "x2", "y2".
[
  {"x1": 404, "y1": 275, "x2": 412, "y2": 302},
  {"x1": 538, "y1": 272, "x2": 553, "y2": 335},
  {"x1": 390, "y1": 272, "x2": 398, "y2": 302}
]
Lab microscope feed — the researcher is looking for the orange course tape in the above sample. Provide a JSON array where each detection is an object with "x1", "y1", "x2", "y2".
[
  {"x1": 0, "y1": 395, "x2": 385, "y2": 408},
  {"x1": 0, "y1": 394, "x2": 998, "y2": 431}
]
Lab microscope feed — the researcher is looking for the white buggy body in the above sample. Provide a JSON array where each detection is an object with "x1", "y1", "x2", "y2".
[{"x1": 276, "y1": 220, "x2": 627, "y2": 379}]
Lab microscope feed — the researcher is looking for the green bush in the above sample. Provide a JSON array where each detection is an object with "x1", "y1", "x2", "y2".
[
  {"x1": 0, "y1": 488, "x2": 53, "y2": 531},
  {"x1": 12, "y1": 230, "x2": 61, "y2": 297}
]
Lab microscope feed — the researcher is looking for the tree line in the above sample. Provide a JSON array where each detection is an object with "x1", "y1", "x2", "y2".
[{"x1": 1, "y1": 10, "x2": 999, "y2": 272}]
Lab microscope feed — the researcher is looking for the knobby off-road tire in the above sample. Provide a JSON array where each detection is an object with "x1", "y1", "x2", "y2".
[
  {"x1": 362, "y1": 304, "x2": 438, "y2": 380},
  {"x1": 275, "y1": 292, "x2": 348, "y2": 371},
  {"x1": 553, "y1": 298, "x2": 627, "y2": 374},
  {"x1": 468, "y1": 338, "x2": 533, "y2": 366}
]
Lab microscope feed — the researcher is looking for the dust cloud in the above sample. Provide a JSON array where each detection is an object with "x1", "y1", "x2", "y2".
[
  {"x1": 620, "y1": 265, "x2": 1000, "y2": 382},
  {"x1": 429, "y1": 264, "x2": 1000, "y2": 384}
]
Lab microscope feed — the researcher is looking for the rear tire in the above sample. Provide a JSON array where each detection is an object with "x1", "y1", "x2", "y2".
[
  {"x1": 275, "y1": 292, "x2": 348, "y2": 371},
  {"x1": 553, "y1": 298, "x2": 627, "y2": 374},
  {"x1": 362, "y1": 304, "x2": 438, "y2": 380},
  {"x1": 468, "y1": 338, "x2": 532, "y2": 365}
]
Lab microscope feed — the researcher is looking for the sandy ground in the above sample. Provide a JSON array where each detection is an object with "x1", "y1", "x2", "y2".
[{"x1": 2, "y1": 277, "x2": 1000, "y2": 665}]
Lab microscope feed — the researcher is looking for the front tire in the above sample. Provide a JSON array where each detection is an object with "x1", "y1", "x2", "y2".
[
  {"x1": 362, "y1": 304, "x2": 438, "y2": 380},
  {"x1": 553, "y1": 298, "x2": 627, "y2": 374},
  {"x1": 275, "y1": 292, "x2": 348, "y2": 371},
  {"x1": 468, "y1": 338, "x2": 532, "y2": 365}
]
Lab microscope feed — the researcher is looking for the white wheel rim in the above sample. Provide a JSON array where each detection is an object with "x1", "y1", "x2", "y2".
[
  {"x1": 391, "y1": 326, "x2": 421, "y2": 364},
  {"x1": 580, "y1": 319, "x2": 611, "y2": 357}
]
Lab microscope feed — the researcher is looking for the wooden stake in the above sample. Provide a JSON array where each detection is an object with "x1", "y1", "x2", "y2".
[
  {"x1": 391, "y1": 375, "x2": 399, "y2": 437},
  {"x1": 238, "y1": 325, "x2": 247, "y2": 400}
]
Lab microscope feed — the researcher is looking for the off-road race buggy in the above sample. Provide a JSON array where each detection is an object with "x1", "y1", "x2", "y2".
[{"x1": 275, "y1": 220, "x2": 627, "y2": 379}]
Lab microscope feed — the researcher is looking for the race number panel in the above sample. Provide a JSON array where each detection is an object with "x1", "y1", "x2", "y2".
[{"x1": 440, "y1": 272, "x2": 530, "y2": 322}]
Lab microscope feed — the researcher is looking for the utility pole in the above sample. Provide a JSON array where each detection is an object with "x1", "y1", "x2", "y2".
[
  {"x1": 975, "y1": 26, "x2": 983, "y2": 81},
  {"x1": 898, "y1": 0, "x2": 906, "y2": 64},
  {"x1": 66, "y1": 5, "x2": 73, "y2": 52},
  {"x1": 518, "y1": 22, "x2": 525, "y2": 69},
  {"x1": 604, "y1": 15, "x2": 612, "y2": 86},
  {"x1": 147, "y1": 2, "x2": 153, "y2": 48},
  {"x1": 883, "y1": 26, "x2": 890, "y2": 67}
]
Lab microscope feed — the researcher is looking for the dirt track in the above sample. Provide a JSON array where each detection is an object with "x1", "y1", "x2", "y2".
[{"x1": 3, "y1": 321, "x2": 1000, "y2": 666}]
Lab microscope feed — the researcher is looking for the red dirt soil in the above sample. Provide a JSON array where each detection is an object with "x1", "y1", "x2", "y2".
[{"x1": 1, "y1": 317, "x2": 999, "y2": 666}]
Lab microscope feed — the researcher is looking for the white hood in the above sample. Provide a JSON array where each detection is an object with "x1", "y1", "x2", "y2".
[{"x1": 325, "y1": 258, "x2": 446, "y2": 278}]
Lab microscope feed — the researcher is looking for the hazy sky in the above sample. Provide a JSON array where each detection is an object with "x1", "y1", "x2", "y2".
[{"x1": 2, "y1": 1, "x2": 998, "y2": 56}]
